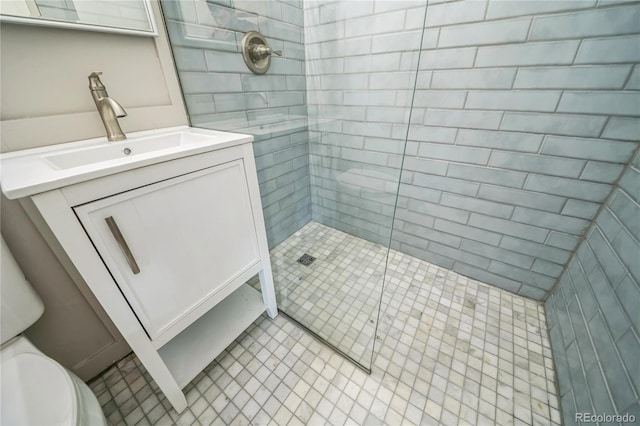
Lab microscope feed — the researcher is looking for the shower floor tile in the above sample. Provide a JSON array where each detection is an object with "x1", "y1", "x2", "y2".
[
  {"x1": 268, "y1": 221, "x2": 389, "y2": 368},
  {"x1": 92, "y1": 222, "x2": 561, "y2": 426}
]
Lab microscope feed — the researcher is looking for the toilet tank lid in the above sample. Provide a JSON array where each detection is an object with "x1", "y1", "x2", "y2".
[{"x1": 1, "y1": 350, "x2": 76, "y2": 426}]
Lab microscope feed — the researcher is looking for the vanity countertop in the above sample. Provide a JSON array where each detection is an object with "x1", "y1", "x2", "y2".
[{"x1": 0, "y1": 126, "x2": 252, "y2": 199}]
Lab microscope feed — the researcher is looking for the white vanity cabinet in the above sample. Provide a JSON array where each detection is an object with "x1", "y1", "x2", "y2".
[
  {"x1": 0, "y1": 127, "x2": 277, "y2": 413},
  {"x1": 75, "y1": 160, "x2": 261, "y2": 346}
]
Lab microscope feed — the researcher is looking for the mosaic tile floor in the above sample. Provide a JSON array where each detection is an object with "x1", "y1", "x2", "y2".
[
  {"x1": 92, "y1": 223, "x2": 561, "y2": 425},
  {"x1": 268, "y1": 221, "x2": 388, "y2": 369}
]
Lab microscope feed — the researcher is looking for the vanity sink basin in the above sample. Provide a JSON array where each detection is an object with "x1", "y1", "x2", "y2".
[
  {"x1": 0, "y1": 126, "x2": 253, "y2": 199},
  {"x1": 43, "y1": 133, "x2": 186, "y2": 170}
]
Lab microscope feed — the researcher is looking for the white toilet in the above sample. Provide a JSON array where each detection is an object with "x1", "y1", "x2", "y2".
[{"x1": 0, "y1": 237, "x2": 108, "y2": 426}]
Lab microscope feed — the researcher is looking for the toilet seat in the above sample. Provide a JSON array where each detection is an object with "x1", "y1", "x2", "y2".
[{"x1": 1, "y1": 337, "x2": 77, "y2": 426}]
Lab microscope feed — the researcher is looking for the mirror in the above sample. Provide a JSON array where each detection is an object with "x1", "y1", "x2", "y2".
[{"x1": 0, "y1": 0, "x2": 157, "y2": 36}]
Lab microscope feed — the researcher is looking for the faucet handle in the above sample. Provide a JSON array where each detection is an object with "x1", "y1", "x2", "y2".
[
  {"x1": 88, "y1": 72, "x2": 106, "y2": 91},
  {"x1": 250, "y1": 44, "x2": 282, "y2": 60}
]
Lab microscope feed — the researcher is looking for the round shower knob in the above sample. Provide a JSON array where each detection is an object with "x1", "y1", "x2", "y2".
[
  {"x1": 241, "y1": 31, "x2": 281, "y2": 74},
  {"x1": 250, "y1": 44, "x2": 282, "y2": 61}
]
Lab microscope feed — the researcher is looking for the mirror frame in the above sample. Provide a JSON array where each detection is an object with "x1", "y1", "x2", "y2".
[{"x1": 0, "y1": 0, "x2": 158, "y2": 37}]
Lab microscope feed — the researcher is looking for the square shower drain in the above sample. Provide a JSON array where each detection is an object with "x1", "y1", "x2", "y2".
[{"x1": 297, "y1": 253, "x2": 316, "y2": 266}]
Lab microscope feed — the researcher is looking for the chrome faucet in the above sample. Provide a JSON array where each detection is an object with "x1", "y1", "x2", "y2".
[{"x1": 88, "y1": 72, "x2": 127, "y2": 141}]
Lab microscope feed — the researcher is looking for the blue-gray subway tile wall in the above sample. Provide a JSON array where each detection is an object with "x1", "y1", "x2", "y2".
[
  {"x1": 545, "y1": 151, "x2": 640, "y2": 424},
  {"x1": 166, "y1": 0, "x2": 638, "y2": 347},
  {"x1": 304, "y1": 1, "x2": 427, "y2": 246},
  {"x1": 303, "y1": 0, "x2": 639, "y2": 299},
  {"x1": 162, "y1": 0, "x2": 310, "y2": 248}
]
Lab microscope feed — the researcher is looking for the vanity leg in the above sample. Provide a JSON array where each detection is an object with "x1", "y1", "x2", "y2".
[
  {"x1": 259, "y1": 266, "x2": 278, "y2": 319},
  {"x1": 139, "y1": 353, "x2": 188, "y2": 413},
  {"x1": 242, "y1": 142, "x2": 278, "y2": 319}
]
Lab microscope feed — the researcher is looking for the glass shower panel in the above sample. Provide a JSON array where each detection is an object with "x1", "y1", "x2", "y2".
[
  {"x1": 278, "y1": 0, "x2": 428, "y2": 370},
  {"x1": 161, "y1": 0, "x2": 428, "y2": 372}
]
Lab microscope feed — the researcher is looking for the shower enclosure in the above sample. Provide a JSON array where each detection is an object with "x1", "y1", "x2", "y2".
[
  {"x1": 161, "y1": 0, "x2": 428, "y2": 371},
  {"x1": 160, "y1": 0, "x2": 640, "y2": 383},
  {"x1": 274, "y1": 1, "x2": 430, "y2": 370}
]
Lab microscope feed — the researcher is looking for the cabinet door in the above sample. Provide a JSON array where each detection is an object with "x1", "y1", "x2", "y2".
[{"x1": 74, "y1": 160, "x2": 260, "y2": 342}]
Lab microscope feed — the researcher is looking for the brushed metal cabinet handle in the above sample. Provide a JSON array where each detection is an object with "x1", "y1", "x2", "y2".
[{"x1": 105, "y1": 216, "x2": 141, "y2": 274}]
